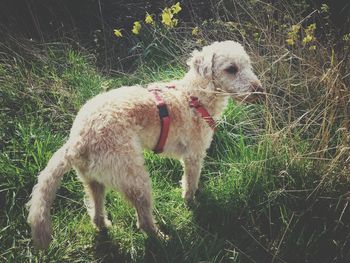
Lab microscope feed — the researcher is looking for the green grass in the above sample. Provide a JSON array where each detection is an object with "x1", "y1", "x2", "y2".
[{"x1": 1, "y1": 43, "x2": 349, "y2": 263}]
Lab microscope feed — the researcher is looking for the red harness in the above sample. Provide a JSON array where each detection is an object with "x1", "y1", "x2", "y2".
[
  {"x1": 150, "y1": 85, "x2": 215, "y2": 153},
  {"x1": 150, "y1": 88, "x2": 171, "y2": 153},
  {"x1": 188, "y1": 96, "x2": 216, "y2": 130}
]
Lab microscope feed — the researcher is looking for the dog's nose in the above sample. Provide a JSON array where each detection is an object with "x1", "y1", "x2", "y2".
[
  {"x1": 250, "y1": 81, "x2": 266, "y2": 103},
  {"x1": 251, "y1": 82, "x2": 264, "y2": 93}
]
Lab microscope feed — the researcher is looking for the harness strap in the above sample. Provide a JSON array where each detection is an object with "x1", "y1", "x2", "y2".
[
  {"x1": 150, "y1": 89, "x2": 170, "y2": 153},
  {"x1": 189, "y1": 96, "x2": 216, "y2": 130},
  {"x1": 149, "y1": 85, "x2": 216, "y2": 154}
]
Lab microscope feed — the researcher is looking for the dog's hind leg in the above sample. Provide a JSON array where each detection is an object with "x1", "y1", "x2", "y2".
[
  {"x1": 119, "y1": 164, "x2": 162, "y2": 237},
  {"x1": 83, "y1": 180, "x2": 111, "y2": 230},
  {"x1": 112, "y1": 143, "x2": 165, "y2": 238},
  {"x1": 181, "y1": 156, "x2": 204, "y2": 203}
]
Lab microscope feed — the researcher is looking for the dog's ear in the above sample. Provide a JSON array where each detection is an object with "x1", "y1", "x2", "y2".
[{"x1": 187, "y1": 49, "x2": 215, "y2": 80}]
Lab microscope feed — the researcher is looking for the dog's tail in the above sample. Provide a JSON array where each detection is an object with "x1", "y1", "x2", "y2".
[{"x1": 26, "y1": 143, "x2": 72, "y2": 249}]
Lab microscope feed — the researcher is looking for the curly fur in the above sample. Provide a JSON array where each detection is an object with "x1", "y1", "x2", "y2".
[{"x1": 27, "y1": 41, "x2": 264, "y2": 248}]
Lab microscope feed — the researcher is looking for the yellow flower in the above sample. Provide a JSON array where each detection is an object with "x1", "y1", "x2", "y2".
[
  {"x1": 172, "y1": 18, "x2": 178, "y2": 27},
  {"x1": 113, "y1": 29, "x2": 123, "y2": 38},
  {"x1": 306, "y1": 23, "x2": 316, "y2": 32},
  {"x1": 286, "y1": 24, "x2": 300, "y2": 46},
  {"x1": 192, "y1": 26, "x2": 199, "y2": 36},
  {"x1": 132, "y1": 21, "x2": 142, "y2": 35},
  {"x1": 196, "y1": 38, "x2": 205, "y2": 45},
  {"x1": 343, "y1": 33, "x2": 350, "y2": 42},
  {"x1": 302, "y1": 35, "x2": 313, "y2": 45},
  {"x1": 286, "y1": 38, "x2": 295, "y2": 46},
  {"x1": 161, "y1": 3, "x2": 181, "y2": 28},
  {"x1": 171, "y1": 2, "x2": 182, "y2": 14},
  {"x1": 320, "y1": 3, "x2": 329, "y2": 13},
  {"x1": 161, "y1": 7, "x2": 174, "y2": 27},
  {"x1": 253, "y1": 32, "x2": 259, "y2": 41},
  {"x1": 305, "y1": 23, "x2": 316, "y2": 37},
  {"x1": 145, "y1": 13, "x2": 155, "y2": 25},
  {"x1": 309, "y1": 45, "x2": 317, "y2": 51},
  {"x1": 291, "y1": 24, "x2": 300, "y2": 34},
  {"x1": 291, "y1": 24, "x2": 301, "y2": 33}
]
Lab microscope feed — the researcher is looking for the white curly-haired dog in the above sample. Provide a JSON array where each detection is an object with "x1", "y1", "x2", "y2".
[{"x1": 27, "y1": 41, "x2": 264, "y2": 248}]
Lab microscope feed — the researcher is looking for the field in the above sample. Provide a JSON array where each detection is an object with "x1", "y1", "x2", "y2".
[{"x1": 1, "y1": 1, "x2": 349, "y2": 262}]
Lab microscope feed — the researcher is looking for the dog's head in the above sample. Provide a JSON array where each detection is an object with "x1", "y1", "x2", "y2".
[{"x1": 187, "y1": 41, "x2": 265, "y2": 103}]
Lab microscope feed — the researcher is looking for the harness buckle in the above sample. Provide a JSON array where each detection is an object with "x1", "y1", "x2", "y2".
[
  {"x1": 157, "y1": 104, "x2": 169, "y2": 118},
  {"x1": 189, "y1": 96, "x2": 200, "y2": 108}
]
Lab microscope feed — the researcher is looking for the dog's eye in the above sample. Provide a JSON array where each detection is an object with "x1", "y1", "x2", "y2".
[{"x1": 225, "y1": 65, "x2": 238, "y2": 74}]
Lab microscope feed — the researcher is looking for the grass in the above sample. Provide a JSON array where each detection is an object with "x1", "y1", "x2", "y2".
[
  {"x1": 1, "y1": 1, "x2": 350, "y2": 262},
  {"x1": 0, "y1": 43, "x2": 349, "y2": 263}
]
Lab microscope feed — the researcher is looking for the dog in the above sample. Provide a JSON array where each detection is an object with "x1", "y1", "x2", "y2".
[{"x1": 27, "y1": 40, "x2": 265, "y2": 249}]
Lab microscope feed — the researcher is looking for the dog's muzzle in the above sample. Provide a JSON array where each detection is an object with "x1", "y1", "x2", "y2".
[
  {"x1": 232, "y1": 82, "x2": 266, "y2": 104},
  {"x1": 249, "y1": 82, "x2": 266, "y2": 103}
]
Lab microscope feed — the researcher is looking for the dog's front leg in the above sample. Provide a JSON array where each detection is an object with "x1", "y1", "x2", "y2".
[{"x1": 181, "y1": 156, "x2": 204, "y2": 203}]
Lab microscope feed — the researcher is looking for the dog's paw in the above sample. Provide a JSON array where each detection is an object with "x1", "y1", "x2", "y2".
[
  {"x1": 182, "y1": 191, "x2": 200, "y2": 209},
  {"x1": 182, "y1": 190, "x2": 196, "y2": 203},
  {"x1": 93, "y1": 217, "x2": 112, "y2": 230},
  {"x1": 155, "y1": 229, "x2": 170, "y2": 241},
  {"x1": 185, "y1": 197, "x2": 199, "y2": 209},
  {"x1": 148, "y1": 228, "x2": 170, "y2": 242},
  {"x1": 139, "y1": 223, "x2": 170, "y2": 241},
  {"x1": 103, "y1": 218, "x2": 112, "y2": 228}
]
